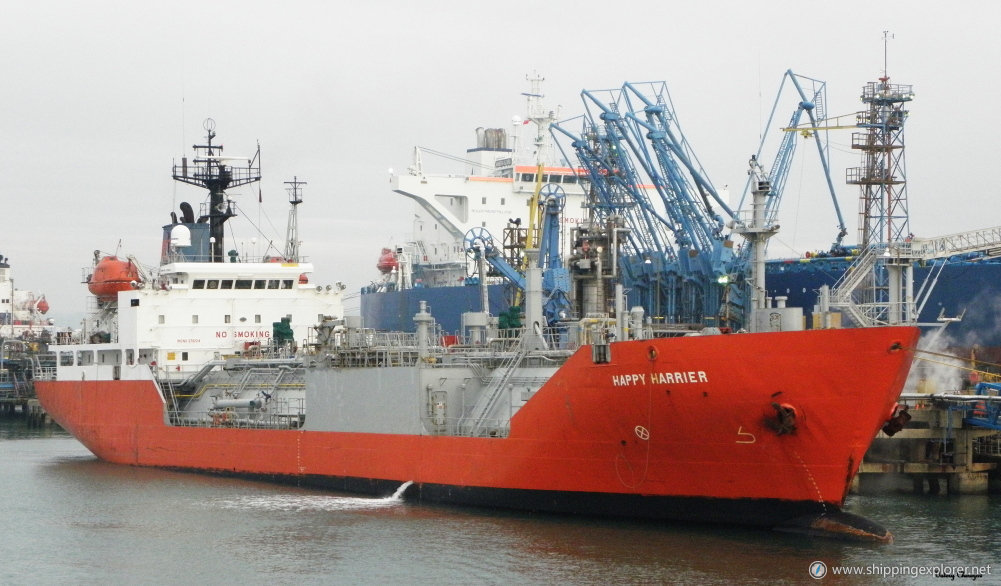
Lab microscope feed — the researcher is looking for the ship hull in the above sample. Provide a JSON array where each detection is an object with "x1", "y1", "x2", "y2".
[{"x1": 36, "y1": 326, "x2": 919, "y2": 533}]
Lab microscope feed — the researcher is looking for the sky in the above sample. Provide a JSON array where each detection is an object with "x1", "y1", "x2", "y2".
[{"x1": 2, "y1": 0, "x2": 999, "y2": 327}]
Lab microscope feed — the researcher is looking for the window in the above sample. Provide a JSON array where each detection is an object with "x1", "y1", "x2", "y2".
[
  {"x1": 235, "y1": 279, "x2": 253, "y2": 289},
  {"x1": 206, "y1": 280, "x2": 219, "y2": 289},
  {"x1": 130, "y1": 299, "x2": 139, "y2": 307},
  {"x1": 481, "y1": 197, "x2": 487, "y2": 204},
  {"x1": 255, "y1": 315, "x2": 261, "y2": 323},
  {"x1": 281, "y1": 280, "x2": 293, "y2": 289},
  {"x1": 254, "y1": 280, "x2": 266, "y2": 289},
  {"x1": 192, "y1": 315, "x2": 199, "y2": 324},
  {"x1": 181, "y1": 352, "x2": 188, "y2": 361},
  {"x1": 60, "y1": 352, "x2": 74, "y2": 366},
  {"x1": 267, "y1": 280, "x2": 279, "y2": 289},
  {"x1": 500, "y1": 197, "x2": 505, "y2": 205},
  {"x1": 224, "y1": 315, "x2": 231, "y2": 324},
  {"x1": 192, "y1": 280, "x2": 205, "y2": 289},
  {"x1": 158, "y1": 315, "x2": 165, "y2": 324},
  {"x1": 220, "y1": 279, "x2": 234, "y2": 289}
]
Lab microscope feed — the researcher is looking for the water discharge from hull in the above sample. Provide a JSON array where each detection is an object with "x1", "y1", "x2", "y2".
[{"x1": 213, "y1": 481, "x2": 415, "y2": 512}]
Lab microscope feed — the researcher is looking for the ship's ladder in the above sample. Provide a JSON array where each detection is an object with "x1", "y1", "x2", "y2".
[{"x1": 460, "y1": 335, "x2": 529, "y2": 437}]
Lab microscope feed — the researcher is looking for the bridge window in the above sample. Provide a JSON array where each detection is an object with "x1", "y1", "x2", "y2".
[
  {"x1": 220, "y1": 280, "x2": 234, "y2": 289},
  {"x1": 206, "y1": 280, "x2": 219, "y2": 289},
  {"x1": 235, "y1": 279, "x2": 253, "y2": 290},
  {"x1": 254, "y1": 280, "x2": 266, "y2": 289},
  {"x1": 60, "y1": 351, "x2": 74, "y2": 366},
  {"x1": 281, "y1": 280, "x2": 293, "y2": 289},
  {"x1": 192, "y1": 280, "x2": 205, "y2": 289}
]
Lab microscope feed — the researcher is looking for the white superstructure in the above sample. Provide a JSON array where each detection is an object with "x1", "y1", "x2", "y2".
[
  {"x1": 376, "y1": 75, "x2": 590, "y2": 291},
  {"x1": 48, "y1": 122, "x2": 344, "y2": 385}
]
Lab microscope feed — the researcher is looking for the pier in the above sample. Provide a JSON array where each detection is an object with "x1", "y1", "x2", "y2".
[
  {"x1": 0, "y1": 397, "x2": 50, "y2": 427},
  {"x1": 854, "y1": 388, "x2": 1001, "y2": 495}
]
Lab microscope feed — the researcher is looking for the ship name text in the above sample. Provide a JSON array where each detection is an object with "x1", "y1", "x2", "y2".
[{"x1": 612, "y1": 371, "x2": 708, "y2": 386}]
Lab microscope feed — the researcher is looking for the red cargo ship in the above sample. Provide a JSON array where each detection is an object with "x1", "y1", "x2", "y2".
[{"x1": 35, "y1": 121, "x2": 919, "y2": 541}]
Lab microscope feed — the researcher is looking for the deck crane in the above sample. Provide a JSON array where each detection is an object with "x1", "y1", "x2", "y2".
[{"x1": 740, "y1": 71, "x2": 848, "y2": 253}]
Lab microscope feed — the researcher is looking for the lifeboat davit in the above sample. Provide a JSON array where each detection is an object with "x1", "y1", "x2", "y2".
[
  {"x1": 88, "y1": 256, "x2": 140, "y2": 302},
  {"x1": 377, "y1": 247, "x2": 398, "y2": 274}
]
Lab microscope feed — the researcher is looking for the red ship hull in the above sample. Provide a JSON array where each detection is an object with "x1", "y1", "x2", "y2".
[{"x1": 36, "y1": 326, "x2": 918, "y2": 532}]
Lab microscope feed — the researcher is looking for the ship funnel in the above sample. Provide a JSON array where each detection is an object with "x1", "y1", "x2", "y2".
[{"x1": 179, "y1": 202, "x2": 195, "y2": 224}]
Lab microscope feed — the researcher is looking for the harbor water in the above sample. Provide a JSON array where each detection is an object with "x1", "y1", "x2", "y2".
[{"x1": 1, "y1": 419, "x2": 998, "y2": 585}]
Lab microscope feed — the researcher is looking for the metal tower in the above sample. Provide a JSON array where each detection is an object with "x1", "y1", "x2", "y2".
[
  {"x1": 847, "y1": 35, "x2": 913, "y2": 247},
  {"x1": 835, "y1": 34, "x2": 918, "y2": 325},
  {"x1": 172, "y1": 118, "x2": 261, "y2": 262},
  {"x1": 284, "y1": 177, "x2": 306, "y2": 262}
]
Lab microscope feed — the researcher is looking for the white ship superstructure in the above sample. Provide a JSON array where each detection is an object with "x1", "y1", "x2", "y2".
[
  {"x1": 0, "y1": 255, "x2": 55, "y2": 341},
  {"x1": 378, "y1": 75, "x2": 589, "y2": 293},
  {"x1": 54, "y1": 121, "x2": 344, "y2": 385}
]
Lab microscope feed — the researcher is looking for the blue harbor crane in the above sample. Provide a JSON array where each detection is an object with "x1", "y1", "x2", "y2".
[{"x1": 552, "y1": 82, "x2": 743, "y2": 328}]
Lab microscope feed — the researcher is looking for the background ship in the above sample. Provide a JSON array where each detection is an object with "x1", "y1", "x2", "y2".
[
  {"x1": 0, "y1": 253, "x2": 55, "y2": 343},
  {"x1": 362, "y1": 71, "x2": 1001, "y2": 354}
]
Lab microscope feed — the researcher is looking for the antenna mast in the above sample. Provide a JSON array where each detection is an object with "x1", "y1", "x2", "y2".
[
  {"x1": 284, "y1": 177, "x2": 306, "y2": 262},
  {"x1": 172, "y1": 118, "x2": 261, "y2": 263}
]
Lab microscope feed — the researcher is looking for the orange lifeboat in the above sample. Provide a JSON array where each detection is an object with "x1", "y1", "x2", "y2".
[
  {"x1": 88, "y1": 256, "x2": 140, "y2": 302},
  {"x1": 36, "y1": 296, "x2": 50, "y2": 314},
  {"x1": 377, "y1": 247, "x2": 398, "y2": 274}
]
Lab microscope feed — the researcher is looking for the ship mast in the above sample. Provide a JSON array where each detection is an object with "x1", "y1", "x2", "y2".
[
  {"x1": 172, "y1": 118, "x2": 262, "y2": 263},
  {"x1": 284, "y1": 177, "x2": 306, "y2": 262}
]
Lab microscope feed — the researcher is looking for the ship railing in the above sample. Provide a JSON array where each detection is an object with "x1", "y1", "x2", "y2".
[
  {"x1": 974, "y1": 433, "x2": 1001, "y2": 457},
  {"x1": 426, "y1": 416, "x2": 510, "y2": 438}
]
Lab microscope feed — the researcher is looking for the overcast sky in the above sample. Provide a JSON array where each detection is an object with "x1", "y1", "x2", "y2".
[{"x1": 3, "y1": 1, "x2": 999, "y2": 326}]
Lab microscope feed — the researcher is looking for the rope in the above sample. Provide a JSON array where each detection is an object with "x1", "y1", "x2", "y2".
[{"x1": 914, "y1": 347, "x2": 1001, "y2": 368}]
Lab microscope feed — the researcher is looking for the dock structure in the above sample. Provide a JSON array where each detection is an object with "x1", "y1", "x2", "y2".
[
  {"x1": 855, "y1": 388, "x2": 1001, "y2": 495},
  {"x1": 0, "y1": 344, "x2": 56, "y2": 426},
  {"x1": 0, "y1": 397, "x2": 50, "y2": 427}
]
